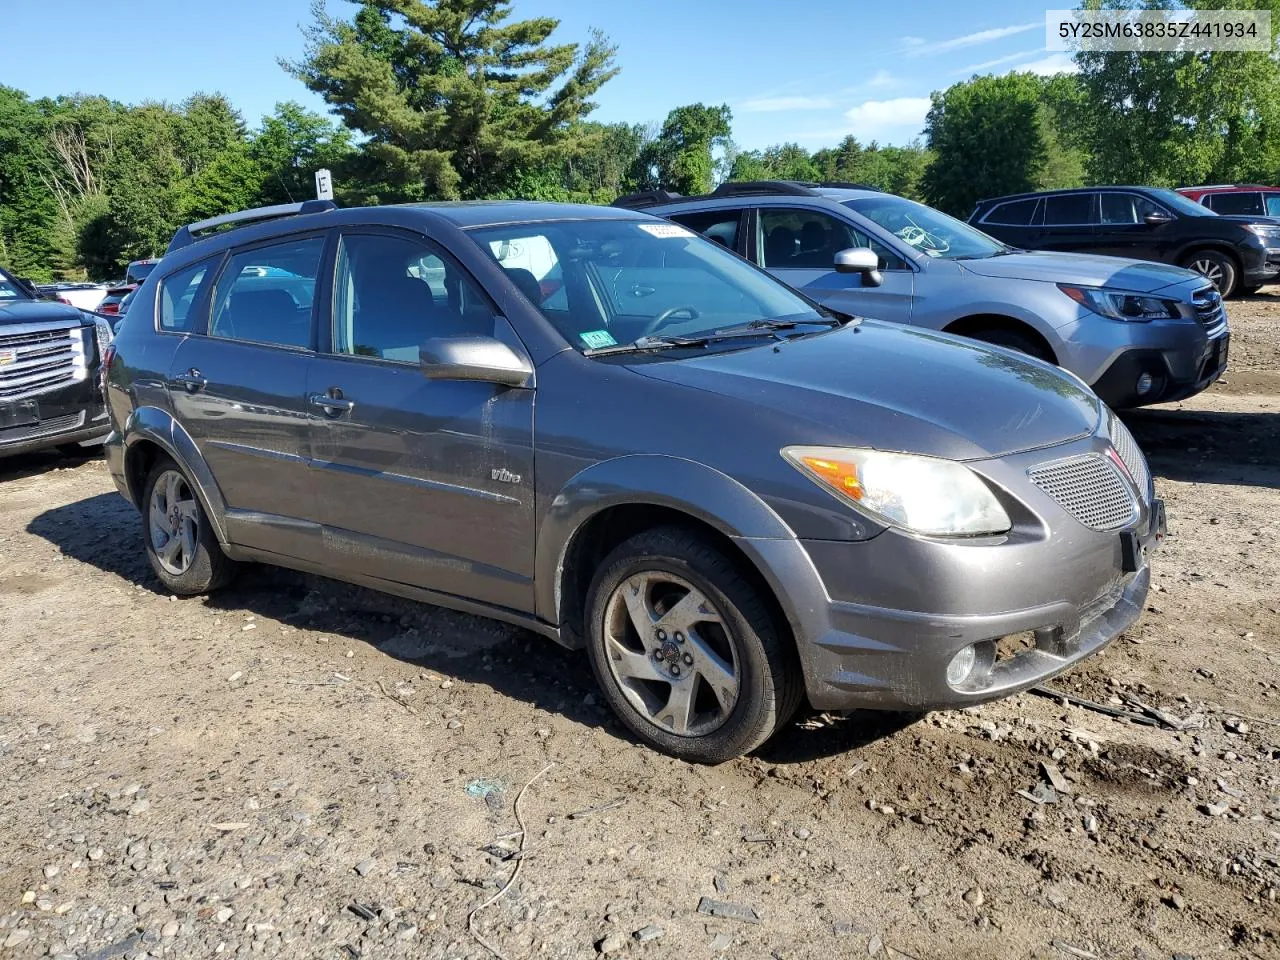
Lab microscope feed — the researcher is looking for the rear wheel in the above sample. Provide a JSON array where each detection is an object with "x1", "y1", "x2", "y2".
[
  {"x1": 1181, "y1": 250, "x2": 1238, "y2": 298},
  {"x1": 584, "y1": 527, "x2": 801, "y2": 764},
  {"x1": 1239, "y1": 284, "x2": 1262, "y2": 297},
  {"x1": 968, "y1": 327, "x2": 1054, "y2": 363},
  {"x1": 142, "y1": 456, "x2": 235, "y2": 595}
]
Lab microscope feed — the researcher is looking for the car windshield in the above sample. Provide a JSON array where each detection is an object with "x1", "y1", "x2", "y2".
[
  {"x1": 0, "y1": 270, "x2": 31, "y2": 301},
  {"x1": 127, "y1": 261, "x2": 157, "y2": 283},
  {"x1": 466, "y1": 219, "x2": 827, "y2": 352},
  {"x1": 844, "y1": 195, "x2": 1008, "y2": 259},
  {"x1": 1152, "y1": 188, "x2": 1216, "y2": 217}
]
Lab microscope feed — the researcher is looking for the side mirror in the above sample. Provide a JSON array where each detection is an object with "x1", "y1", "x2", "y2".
[
  {"x1": 833, "y1": 247, "x2": 883, "y2": 287},
  {"x1": 1143, "y1": 211, "x2": 1173, "y2": 226},
  {"x1": 420, "y1": 335, "x2": 533, "y2": 388}
]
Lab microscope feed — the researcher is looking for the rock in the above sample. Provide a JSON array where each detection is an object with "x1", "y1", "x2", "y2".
[
  {"x1": 963, "y1": 886, "x2": 985, "y2": 907},
  {"x1": 1040, "y1": 761, "x2": 1072, "y2": 796},
  {"x1": 696, "y1": 896, "x2": 761, "y2": 924},
  {"x1": 1084, "y1": 815, "x2": 1099, "y2": 835},
  {"x1": 88, "y1": 847, "x2": 104, "y2": 861},
  {"x1": 633, "y1": 924, "x2": 663, "y2": 943},
  {"x1": 1166, "y1": 893, "x2": 1186, "y2": 910},
  {"x1": 868, "y1": 933, "x2": 884, "y2": 956},
  {"x1": 596, "y1": 932, "x2": 628, "y2": 954},
  {"x1": 133, "y1": 901, "x2": 156, "y2": 917},
  {"x1": 3, "y1": 930, "x2": 32, "y2": 949},
  {"x1": 128, "y1": 798, "x2": 151, "y2": 816},
  {"x1": 793, "y1": 827, "x2": 812, "y2": 840},
  {"x1": 710, "y1": 932, "x2": 732, "y2": 952},
  {"x1": 44, "y1": 864, "x2": 60, "y2": 878},
  {"x1": 215, "y1": 907, "x2": 234, "y2": 924},
  {"x1": 161, "y1": 921, "x2": 180, "y2": 938},
  {"x1": 1202, "y1": 801, "x2": 1230, "y2": 817},
  {"x1": 354, "y1": 857, "x2": 376, "y2": 877},
  {"x1": 1225, "y1": 718, "x2": 1251, "y2": 734},
  {"x1": 21, "y1": 890, "x2": 35, "y2": 904},
  {"x1": 446, "y1": 720, "x2": 462, "y2": 730},
  {"x1": 395, "y1": 924, "x2": 418, "y2": 941}
]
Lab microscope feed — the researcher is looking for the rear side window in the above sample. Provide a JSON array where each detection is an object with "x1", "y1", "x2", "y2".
[
  {"x1": 1206, "y1": 192, "x2": 1264, "y2": 216},
  {"x1": 667, "y1": 209, "x2": 742, "y2": 251},
  {"x1": 984, "y1": 198, "x2": 1038, "y2": 226},
  {"x1": 1044, "y1": 193, "x2": 1096, "y2": 225},
  {"x1": 208, "y1": 237, "x2": 324, "y2": 349},
  {"x1": 158, "y1": 258, "x2": 217, "y2": 332},
  {"x1": 1267, "y1": 194, "x2": 1280, "y2": 217}
]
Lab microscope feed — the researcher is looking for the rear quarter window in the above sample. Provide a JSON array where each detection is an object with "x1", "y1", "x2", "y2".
[
  {"x1": 984, "y1": 198, "x2": 1039, "y2": 226},
  {"x1": 158, "y1": 257, "x2": 218, "y2": 333}
]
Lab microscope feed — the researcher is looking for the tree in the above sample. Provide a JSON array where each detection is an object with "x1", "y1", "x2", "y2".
[
  {"x1": 285, "y1": 0, "x2": 619, "y2": 200},
  {"x1": 633, "y1": 103, "x2": 732, "y2": 195},
  {"x1": 729, "y1": 142, "x2": 819, "y2": 183},
  {"x1": 1075, "y1": 0, "x2": 1280, "y2": 185},
  {"x1": 921, "y1": 73, "x2": 1051, "y2": 216},
  {"x1": 251, "y1": 101, "x2": 355, "y2": 205},
  {"x1": 0, "y1": 86, "x2": 60, "y2": 280}
]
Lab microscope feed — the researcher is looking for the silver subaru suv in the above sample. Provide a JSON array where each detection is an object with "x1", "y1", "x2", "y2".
[{"x1": 633, "y1": 181, "x2": 1229, "y2": 409}]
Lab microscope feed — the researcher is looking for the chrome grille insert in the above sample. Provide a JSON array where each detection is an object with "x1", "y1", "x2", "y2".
[
  {"x1": 0, "y1": 322, "x2": 86, "y2": 401},
  {"x1": 1107, "y1": 413, "x2": 1151, "y2": 497},
  {"x1": 1028, "y1": 454, "x2": 1137, "y2": 531},
  {"x1": 1191, "y1": 286, "x2": 1228, "y2": 337}
]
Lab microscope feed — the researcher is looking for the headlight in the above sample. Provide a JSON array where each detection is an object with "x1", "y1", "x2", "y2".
[
  {"x1": 1058, "y1": 283, "x2": 1181, "y2": 322},
  {"x1": 92, "y1": 315, "x2": 114, "y2": 355},
  {"x1": 1245, "y1": 224, "x2": 1280, "y2": 243},
  {"x1": 781, "y1": 446, "x2": 1012, "y2": 537}
]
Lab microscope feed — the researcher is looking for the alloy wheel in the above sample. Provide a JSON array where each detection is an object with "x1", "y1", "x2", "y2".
[
  {"x1": 148, "y1": 469, "x2": 199, "y2": 576},
  {"x1": 1190, "y1": 258, "x2": 1224, "y2": 288},
  {"x1": 601, "y1": 571, "x2": 740, "y2": 737}
]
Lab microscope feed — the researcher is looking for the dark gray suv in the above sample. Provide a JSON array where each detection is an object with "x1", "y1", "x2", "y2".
[{"x1": 105, "y1": 200, "x2": 1164, "y2": 762}]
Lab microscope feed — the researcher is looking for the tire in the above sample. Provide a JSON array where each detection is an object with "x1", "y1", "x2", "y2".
[
  {"x1": 1239, "y1": 285, "x2": 1262, "y2": 297},
  {"x1": 142, "y1": 455, "x2": 235, "y2": 595},
  {"x1": 969, "y1": 327, "x2": 1054, "y2": 363},
  {"x1": 584, "y1": 527, "x2": 802, "y2": 764},
  {"x1": 1181, "y1": 250, "x2": 1237, "y2": 298}
]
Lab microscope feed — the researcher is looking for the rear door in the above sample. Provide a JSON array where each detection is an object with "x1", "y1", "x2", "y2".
[
  {"x1": 1035, "y1": 192, "x2": 1099, "y2": 253},
  {"x1": 755, "y1": 206, "x2": 914, "y2": 324},
  {"x1": 165, "y1": 233, "x2": 326, "y2": 560},
  {"x1": 665, "y1": 208, "x2": 749, "y2": 257},
  {"x1": 306, "y1": 227, "x2": 537, "y2": 613}
]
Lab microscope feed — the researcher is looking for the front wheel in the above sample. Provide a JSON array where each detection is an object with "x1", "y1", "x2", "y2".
[
  {"x1": 969, "y1": 327, "x2": 1054, "y2": 363},
  {"x1": 142, "y1": 456, "x2": 235, "y2": 595},
  {"x1": 1181, "y1": 250, "x2": 1238, "y2": 298},
  {"x1": 584, "y1": 527, "x2": 801, "y2": 763}
]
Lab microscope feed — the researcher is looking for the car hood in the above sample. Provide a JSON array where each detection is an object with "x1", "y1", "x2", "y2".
[
  {"x1": 0, "y1": 298, "x2": 86, "y2": 326},
  {"x1": 958, "y1": 250, "x2": 1199, "y2": 293},
  {"x1": 1216, "y1": 214, "x2": 1280, "y2": 226},
  {"x1": 631, "y1": 321, "x2": 1100, "y2": 461}
]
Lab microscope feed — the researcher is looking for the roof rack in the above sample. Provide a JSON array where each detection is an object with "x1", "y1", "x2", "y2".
[
  {"x1": 167, "y1": 199, "x2": 338, "y2": 253},
  {"x1": 710, "y1": 180, "x2": 820, "y2": 199},
  {"x1": 818, "y1": 181, "x2": 882, "y2": 192},
  {"x1": 611, "y1": 189, "x2": 685, "y2": 210}
]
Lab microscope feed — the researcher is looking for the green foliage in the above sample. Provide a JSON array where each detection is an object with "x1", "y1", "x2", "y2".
[
  {"x1": 285, "y1": 0, "x2": 619, "y2": 201},
  {"x1": 634, "y1": 103, "x2": 732, "y2": 195}
]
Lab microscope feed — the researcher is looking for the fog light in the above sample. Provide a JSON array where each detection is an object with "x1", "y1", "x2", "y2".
[
  {"x1": 946, "y1": 645, "x2": 977, "y2": 687},
  {"x1": 1135, "y1": 372, "x2": 1154, "y2": 396}
]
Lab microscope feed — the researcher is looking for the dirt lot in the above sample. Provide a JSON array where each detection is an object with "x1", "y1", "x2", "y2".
[{"x1": 2, "y1": 296, "x2": 1279, "y2": 960}]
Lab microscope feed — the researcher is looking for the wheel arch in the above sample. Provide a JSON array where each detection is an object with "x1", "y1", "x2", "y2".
[
  {"x1": 536, "y1": 456, "x2": 803, "y2": 652},
  {"x1": 1174, "y1": 242, "x2": 1241, "y2": 273},
  {"x1": 123, "y1": 406, "x2": 230, "y2": 545},
  {"x1": 942, "y1": 313, "x2": 1059, "y2": 364}
]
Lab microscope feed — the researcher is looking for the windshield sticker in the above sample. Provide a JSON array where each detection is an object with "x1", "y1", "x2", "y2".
[
  {"x1": 638, "y1": 223, "x2": 695, "y2": 239},
  {"x1": 580, "y1": 329, "x2": 618, "y2": 349}
]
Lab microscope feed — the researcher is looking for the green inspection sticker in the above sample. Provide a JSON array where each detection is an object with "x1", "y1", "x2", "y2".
[{"x1": 580, "y1": 329, "x2": 617, "y2": 349}]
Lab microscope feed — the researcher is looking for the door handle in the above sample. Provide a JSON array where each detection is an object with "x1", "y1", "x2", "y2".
[
  {"x1": 173, "y1": 369, "x2": 206, "y2": 393},
  {"x1": 630, "y1": 284, "x2": 656, "y2": 297},
  {"x1": 309, "y1": 392, "x2": 354, "y2": 416}
]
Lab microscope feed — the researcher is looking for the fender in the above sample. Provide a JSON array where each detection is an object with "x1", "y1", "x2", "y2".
[
  {"x1": 534, "y1": 454, "x2": 798, "y2": 627},
  {"x1": 123, "y1": 405, "x2": 231, "y2": 546},
  {"x1": 1170, "y1": 239, "x2": 1240, "y2": 266}
]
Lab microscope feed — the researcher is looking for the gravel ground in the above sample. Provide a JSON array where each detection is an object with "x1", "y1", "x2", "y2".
[{"x1": 2, "y1": 292, "x2": 1278, "y2": 960}]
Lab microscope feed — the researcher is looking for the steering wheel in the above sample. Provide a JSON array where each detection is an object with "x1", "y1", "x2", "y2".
[{"x1": 640, "y1": 305, "x2": 701, "y2": 337}]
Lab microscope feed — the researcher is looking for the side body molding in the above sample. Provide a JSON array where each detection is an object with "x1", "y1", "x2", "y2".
[
  {"x1": 534, "y1": 455, "x2": 803, "y2": 632},
  {"x1": 122, "y1": 405, "x2": 231, "y2": 546}
]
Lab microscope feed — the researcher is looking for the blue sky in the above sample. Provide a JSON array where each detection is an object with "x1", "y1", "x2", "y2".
[{"x1": 2, "y1": 0, "x2": 1074, "y2": 150}]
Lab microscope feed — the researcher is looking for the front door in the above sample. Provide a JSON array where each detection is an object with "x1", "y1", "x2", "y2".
[
  {"x1": 164, "y1": 234, "x2": 326, "y2": 558},
  {"x1": 1092, "y1": 192, "x2": 1176, "y2": 261},
  {"x1": 757, "y1": 207, "x2": 914, "y2": 324},
  {"x1": 307, "y1": 228, "x2": 536, "y2": 613}
]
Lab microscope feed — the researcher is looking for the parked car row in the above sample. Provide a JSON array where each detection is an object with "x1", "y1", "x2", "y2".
[{"x1": 98, "y1": 196, "x2": 1167, "y2": 762}]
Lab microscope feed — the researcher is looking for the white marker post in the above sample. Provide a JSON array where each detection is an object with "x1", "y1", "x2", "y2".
[{"x1": 315, "y1": 169, "x2": 333, "y2": 201}]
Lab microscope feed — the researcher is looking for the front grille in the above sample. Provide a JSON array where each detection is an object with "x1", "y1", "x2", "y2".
[
  {"x1": 1107, "y1": 413, "x2": 1151, "y2": 497},
  {"x1": 0, "y1": 323, "x2": 86, "y2": 401},
  {"x1": 1028, "y1": 454, "x2": 1137, "y2": 531},
  {"x1": 1191, "y1": 286, "x2": 1228, "y2": 337},
  {"x1": 0, "y1": 411, "x2": 84, "y2": 443}
]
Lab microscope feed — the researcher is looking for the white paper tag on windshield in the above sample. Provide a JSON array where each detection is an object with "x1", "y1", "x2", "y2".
[{"x1": 638, "y1": 223, "x2": 694, "y2": 239}]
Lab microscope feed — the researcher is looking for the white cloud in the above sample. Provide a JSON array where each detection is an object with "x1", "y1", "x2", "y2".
[
  {"x1": 740, "y1": 95, "x2": 834, "y2": 113},
  {"x1": 905, "y1": 22, "x2": 1040, "y2": 57},
  {"x1": 1011, "y1": 52, "x2": 1079, "y2": 76},
  {"x1": 841, "y1": 97, "x2": 933, "y2": 141},
  {"x1": 868, "y1": 69, "x2": 896, "y2": 89},
  {"x1": 955, "y1": 48, "x2": 1044, "y2": 75}
]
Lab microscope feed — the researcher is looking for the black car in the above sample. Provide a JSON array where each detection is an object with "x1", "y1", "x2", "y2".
[
  {"x1": 0, "y1": 264, "x2": 113, "y2": 459},
  {"x1": 969, "y1": 186, "x2": 1280, "y2": 298}
]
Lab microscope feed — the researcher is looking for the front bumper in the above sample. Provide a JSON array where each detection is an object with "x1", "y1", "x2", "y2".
[
  {"x1": 1091, "y1": 332, "x2": 1229, "y2": 408},
  {"x1": 742, "y1": 435, "x2": 1161, "y2": 713},
  {"x1": 0, "y1": 377, "x2": 109, "y2": 459}
]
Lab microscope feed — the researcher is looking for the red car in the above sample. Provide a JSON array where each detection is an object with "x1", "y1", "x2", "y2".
[
  {"x1": 1177, "y1": 184, "x2": 1280, "y2": 218},
  {"x1": 98, "y1": 258, "x2": 160, "y2": 316}
]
